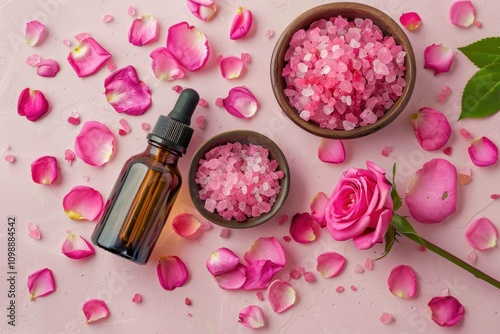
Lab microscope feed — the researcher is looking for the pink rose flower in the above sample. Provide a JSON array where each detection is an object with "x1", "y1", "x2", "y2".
[{"x1": 325, "y1": 161, "x2": 394, "y2": 249}]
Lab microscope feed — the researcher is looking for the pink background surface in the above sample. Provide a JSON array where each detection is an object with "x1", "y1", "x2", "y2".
[{"x1": 1, "y1": 0, "x2": 499, "y2": 333}]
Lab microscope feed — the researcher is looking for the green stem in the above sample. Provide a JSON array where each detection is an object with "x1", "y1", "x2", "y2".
[{"x1": 401, "y1": 232, "x2": 500, "y2": 290}]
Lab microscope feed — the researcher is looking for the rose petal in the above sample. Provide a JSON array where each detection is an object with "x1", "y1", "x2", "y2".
[
  {"x1": 388, "y1": 265, "x2": 417, "y2": 298},
  {"x1": 63, "y1": 185, "x2": 103, "y2": 221},
  {"x1": 25, "y1": 21, "x2": 46, "y2": 46},
  {"x1": 31, "y1": 156, "x2": 58, "y2": 185},
  {"x1": 28, "y1": 268, "x2": 55, "y2": 300},
  {"x1": 405, "y1": 158, "x2": 457, "y2": 224},
  {"x1": 244, "y1": 236, "x2": 285, "y2": 267},
  {"x1": 83, "y1": 299, "x2": 109, "y2": 324},
  {"x1": 290, "y1": 212, "x2": 318, "y2": 244},
  {"x1": 172, "y1": 213, "x2": 202, "y2": 239},
  {"x1": 187, "y1": 0, "x2": 217, "y2": 21},
  {"x1": 230, "y1": 7, "x2": 253, "y2": 40},
  {"x1": 449, "y1": 0, "x2": 475, "y2": 27},
  {"x1": 75, "y1": 121, "x2": 115, "y2": 166},
  {"x1": 310, "y1": 191, "x2": 328, "y2": 227},
  {"x1": 222, "y1": 86, "x2": 258, "y2": 118},
  {"x1": 67, "y1": 37, "x2": 111, "y2": 77},
  {"x1": 150, "y1": 47, "x2": 185, "y2": 81},
  {"x1": 267, "y1": 279, "x2": 296, "y2": 313},
  {"x1": 166, "y1": 22, "x2": 209, "y2": 71},
  {"x1": 36, "y1": 59, "x2": 60, "y2": 78},
  {"x1": 352, "y1": 209, "x2": 393, "y2": 250},
  {"x1": 214, "y1": 263, "x2": 247, "y2": 290},
  {"x1": 17, "y1": 88, "x2": 50, "y2": 122},
  {"x1": 318, "y1": 139, "x2": 346, "y2": 164},
  {"x1": 239, "y1": 305, "x2": 265, "y2": 329},
  {"x1": 424, "y1": 44, "x2": 454, "y2": 75},
  {"x1": 104, "y1": 65, "x2": 152, "y2": 115},
  {"x1": 411, "y1": 107, "x2": 451, "y2": 151},
  {"x1": 399, "y1": 12, "x2": 422, "y2": 31},
  {"x1": 428, "y1": 296, "x2": 465, "y2": 327},
  {"x1": 220, "y1": 56, "x2": 244, "y2": 79},
  {"x1": 157, "y1": 255, "x2": 189, "y2": 291},
  {"x1": 128, "y1": 15, "x2": 159, "y2": 46},
  {"x1": 206, "y1": 247, "x2": 240, "y2": 276},
  {"x1": 316, "y1": 252, "x2": 346, "y2": 278},
  {"x1": 465, "y1": 217, "x2": 498, "y2": 250},
  {"x1": 468, "y1": 136, "x2": 499, "y2": 167},
  {"x1": 242, "y1": 259, "x2": 283, "y2": 290},
  {"x1": 62, "y1": 233, "x2": 95, "y2": 259}
]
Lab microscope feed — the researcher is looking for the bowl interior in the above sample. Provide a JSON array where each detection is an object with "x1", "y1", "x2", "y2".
[
  {"x1": 188, "y1": 130, "x2": 290, "y2": 229},
  {"x1": 271, "y1": 2, "x2": 416, "y2": 139}
]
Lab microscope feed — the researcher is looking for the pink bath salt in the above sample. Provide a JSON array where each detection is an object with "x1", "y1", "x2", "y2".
[
  {"x1": 67, "y1": 111, "x2": 80, "y2": 125},
  {"x1": 437, "y1": 94, "x2": 447, "y2": 103},
  {"x1": 63, "y1": 39, "x2": 71, "y2": 46},
  {"x1": 304, "y1": 271, "x2": 315, "y2": 282},
  {"x1": 491, "y1": 194, "x2": 500, "y2": 200},
  {"x1": 350, "y1": 285, "x2": 357, "y2": 291},
  {"x1": 119, "y1": 118, "x2": 131, "y2": 135},
  {"x1": 184, "y1": 297, "x2": 192, "y2": 306},
  {"x1": 441, "y1": 86, "x2": 452, "y2": 96},
  {"x1": 215, "y1": 97, "x2": 224, "y2": 107},
  {"x1": 381, "y1": 146, "x2": 392, "y2": 157},
  {"x1": 443, "y1": 147, "x2": 452, "y2": 156},
  {"x1": 172, "y1": 85, "x2": 183, "y2": 94},
  {"x1": 103, "y1": 15, "x2": 113, "y2": 23},
  {"x1": 220, "y1": 228, "x2": 230, "y2": 238},
  {"x1": 419, "y1": 245, "x2": 426, "y2": 252},
  {"x1": 195, "y1": 142, "x2": 284, "y2": 221},
  {"x1": 335, "y1": 286, "x2": 345, "y2": 293},
  {"x1": 278, "y1": 214, "x2": 288, "y2": 225},
  {"x1": 107, "y1": 62, "x2": 116, "y2": 72},
  {"x1": 354, "y1": 264, "x2": 364, "y2": 274},
  {"x1": 141, "y1": 122, "x2": 150, "y2": 131},
  {"x1": 467, "y1": 250, "x2": 477, "y2": 263},
  {"x1": 474, "y1": 21, "x2": 482, "y2": 28},
  {"x1": 195, "y1": 115, "x2": 205, "y2": 129},
  {"x1": 283, "y1": 236, "x2": 291, "y2": 242},
  {"x1": 364, "y1": 257, "x2": 373, "y2": 270},
  {"x1": 380, "y1": 313, "x2": 394, "y2": 324},
  {"x1": 265, "y1": 30, "x2": 274, "y2": 38},
  {"x1": 282, "y1": 16, "x2": 406, "y2": 130},
  {"x1": 127, "y1": 6, "x2": 136, "y2": 16},
  {"x1": 256, "y1": 291, "x2": 264, "y2": 301},
  {"x1": 5, "y1": 155, "x2": 15, "y2": 163},
  {"x1": 241, "y1": 53, "x2": 251, "y2": 63},
  {"x1": 290, "y1": 269, "x2": 301, "y2": 279},
  {"x1": 198, "y1": 98, "x2": 208, "y2": 107},
  {"x1": 459, "y1": 128, "x2": 473, "y2": 139}
]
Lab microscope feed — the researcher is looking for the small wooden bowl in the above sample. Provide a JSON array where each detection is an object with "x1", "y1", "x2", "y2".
[
  {"x1": 188, "y1": 130, "x2": 290, "y2": 229},
  {"x1": 270, "y1": 2, "x2": 416, "y2": 139}
]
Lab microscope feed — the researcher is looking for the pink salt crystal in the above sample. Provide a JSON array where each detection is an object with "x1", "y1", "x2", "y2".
[
  {"x1": 290, "y1": 269, "x2": 301, "y2": 280},
  {"x1": 241, "y1": 53, "x2": 251, "y2": 63},
  {"x1": 63, "y1": 39, "x2": 71, "y2": 46},
  {"x1": 474, "y1": 21, "x2": 482, "y2": 28},
  {"x1": 354, "y1": 264, "x2": 364, "y2": 274},
  {"x1": 350, "y1": 285, "x2": 357, "y2": 291},
  {"x1": 265, "y1": 30, "x2": 274, "y2": 38},
  {"x1": 127, "y1": 5, "x2": 136, "y2": 16},
  {"x1": 443, "y1": 147, "x2": 452, "y2": 156},
  {"x1": 290, "y1": 29, "x2": 307, "y2": 47},
  {"x1": 304, "y1": 271, "x2": 315, "y2": 282},
  {"x1": 381, "y1": 146, "x2": 392, "y2": 157},
  {"x1": 107, "y1": 62, "x2": 116, "y2": 72},
  {"x1": 185, "y1": 298, "x2": 192, "y2": 306},
  {"x1": 5, "y1": 155, "x2": 15, "y2": 163},
  {"x1": 256, "y1": 291, "x2": 264, "y2": 301},
  {"x1": 437, "y1": 94, "x2": 447, "y2": 103},
  {"x1": 441, "y1": 86, "x2": 452, "y2": 96},
  {"x1": 29, "y1": 229, "x2": 41, "y2": 240},
  {"x1": 141, "y1": 122, "x2": 150, "y2": 131},
  {"x1": 283, "y1": 236, "x2": 292, "y2": 242},
  {"x1": 26, "y1": 54, "x2": 41, "y2": 66},
  {"x1": 467, "y1": 250, "x2": 477, "y2": 263},
  {"x1": 364, "y1": 257, "x2": 373, "y2": 270},
  {"x1": 75, "y1": 32, "x2": 90, "y2": 42},
  {"x1": 335, "y1": 286, "x2": 345, "y2": 293},
  {"x1": 65, "y1": 149, "x2": 75, "y2": 165},
  {"x1": 296, "y1": 265, "x2": 305, "y2": 274},
  {"x1": 103, "y1": 15, "x2": 113, "y2": 23},
  {"x1": 83, "y1": 175, "x2": 90, "y2": 181},
  {"x1": 187, "y1": 313, "x2": 193, "y2": 318},
  {"x1": 491, "y1": 194, "x2": 500, "y2": 200},
  {"x1": 419, "y1": 245, "x2": 426, "y2": 252},
  {"x1": 119, "y1": 118, "x2": 131, "y2": 134},
  {"x1": 278, "y1": 214, "x2": 288, "y2": 225},
  {"x1": 440, "y1": 288, "x2": 450, "y2": 296},
  {"x1": 199, "y1": 219, "x2": 212, "y2": 230},
  {"x1": 67, "y1": 111, "x2": 80, "y2": 125},
  {"x1": 220, "y1": 228, "x2": 230, "y2": 238},
  {"x1": 380, "y1": 313, "x2": 394, "y2": 324},
  {"x1": 459, "y1": 128, "x2": 473, "y2": 139},
  {"x1": 195, "y1": 115, "x2": 205, "y2": 129},
  {"x1": 132, "y1": 293, "x2": 142, "y2": 303},
  {"x1": 172, "y1": 85, "x2": 183, "y2": 94},
  {"x1": 458, "y1": 166, "x2": 472, "y2": 185},
  {"x1": 215, "y1": 98, "x2": 224, "y2": 107},
  {"x1": 4, "y1": 144, "x2": 11, "y2": 150}
]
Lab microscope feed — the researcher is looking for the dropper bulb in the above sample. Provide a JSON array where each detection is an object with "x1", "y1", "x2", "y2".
[{"x1": 168, "y1": 88, "x2": 200, "y2": 125}]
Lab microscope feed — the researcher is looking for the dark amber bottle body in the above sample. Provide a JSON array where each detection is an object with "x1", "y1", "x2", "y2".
[{"x1": 91, "y1": 141, "x2": 181, "y2": 264}]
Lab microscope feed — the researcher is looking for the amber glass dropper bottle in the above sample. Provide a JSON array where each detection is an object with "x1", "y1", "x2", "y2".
[{"x1": 91, "y1": 88, "x2": 200, "y2": 264}]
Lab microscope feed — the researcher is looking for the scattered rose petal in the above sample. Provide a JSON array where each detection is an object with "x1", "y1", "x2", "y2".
[
  {"x1": 214, "y1": 263, "x2": 247, "y2": 290},
  {"x1": 195, "y1": 115, "x2": 205, "y2": 129},
  {"x1": 380, "y1": 312, "x2": 394, "y2": 324},
  {"x1": 103, "y1": 15, "x2": 113, "y2": 23},
  {"x1": 241, "y1": 53, "x2": 251, "y2": 63},
  {"x1": 83, "y1": 299, "x2": 109, "y2": 324},
  {"x1": 187, "y1": 0, "x2": 216, "y2": 21},
  {"x1": 465, "y1": 217, "x2": 498, "y2": 250},
  {"x1": 243, "y1": 259, "x2": 283, "y2": 290},
  {"x1": 65, "y1": 149, "x2": 76, "y2": 165},
  {"x1": 400, "y1": 12, "x2": 422, "y2": 31},
  {"x1": 26, "y1": 54, "x2": 41, "y2": 66},
  {"x1": 405, "y1": 158, "x2": 457, "y2": 224},
  {"x1": 316, "y1": 252, "x2": 346, "y2": 278},
  {"x1": 105, "y1": 65, "x2": 152, "y2": 115},
  {"x1": 25, "y1": 21, "x2": 46, "y2": 46},
  {"x1": 290, "y1": 212, "x2": 318, "y2": 243},
  {"x1": 127, "y1": 5, "x2": 136, "y2": 16},
  {"x1": 222, "y1": 86, "x2": 258, "y2": 118},
  {"x1": 167, "y1": 22, "x2": 209, "y2": 71},
  {"x1": 220, "y1": 56, "x2": 245, "y2": 79},
  {"x1": 172, "y1": 213, "x2": 201, "y2": 239},
  {"x1": 239, "y1": 305, "x2": 265, "y2": 329},
  {"x1": 132, "y1": 293, "x2": 142, "y2": 303},
  {"x1": 424, "y1": 44, "x2": 454, "y2": 75},
  {"x1": 206, "y1": 247, "x2": 240, "y2": 276},
  {"x1": 310, "y1": 191, "x2": 327, "y2": 227},
  {"x1": 5, "y1": 155, "x2": 15, "y2": 163},
  {"x1": 458, "y1": 165, "x2": 472, "y2": 185},
  {"x1": 62, "y1": 233, "x2": 95, "y2": 259},
  {"x1": 459, "y1": 128, "x2": 473, "y2": 139},
  {"x1": 364, "y1": 257, "x2": 373, "y2": 270},
  {"x1": 28, "y1": 268, "x2": 55, "y2": 301},
  {"x1": 244, "y1": 237, "x2": 285, "y2": 267},
  {"x1": 381, "y1": 146, "x2": 392, "y2": 157},
  {"x1": 157, "y1": 255, "x2": 189, "y2": 290},
  {"x1": 336, "y1": 286, "x2": 345, "y2": 293},
  {"x1": 265, "y1": 30, "x2": 274, "y2": 38},
  {"x1": 468, "y1": 136, "x2": 498, "y2": 167},
  {"x1": 67, "y1": 37, "x2": 111, "y2": 77},
  {"x1": 220, "y1": 228, "x2": 230, "y2": 238},
  {"x1": 75, "y1": 121, "x2": 115, "y2": 166},
  {"x1": 388, "y1": 265, "x2": 417, "y2": 299},
  {"x1": 230, "y1": 7, "x2": 253, "y2": 40},
  {"x1": 150, "y1": 47, "x2": 185, "y2": 81},
  {"x1": 17, "y1": 88, "x2": 50, "y2": 122},
  {"x1": 63, "y1": 185, "x2": 103, "y2": 221},
  {"x1": 411, "y1": 107, "x2": 451, "y2": 151},
  {"x1": 318, "y1": 139, "x2": 346, "y2": 164},
  {"x1": 449, "y1": 0, "x2": 475, "y2": 27},
  {"x1": 267, "y1": 280, "x2": 296, "y2": 313},
  {"x1": 428, "y1": 296, "x2": 464, "y2": 327},
  {"x1": 129, "y1": 15, "x2": 159, "y2": 46},
  {"x1": 31, "y1": 156, "x2": 58, "y2": 185}
]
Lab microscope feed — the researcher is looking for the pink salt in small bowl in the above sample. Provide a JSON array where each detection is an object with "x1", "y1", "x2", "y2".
[
  {"x1": 271, "y1": 2, "x2": 416, "y2": 139},
  {"x1": 188, "y1": 130, "x2": 290, "y2": 229}
]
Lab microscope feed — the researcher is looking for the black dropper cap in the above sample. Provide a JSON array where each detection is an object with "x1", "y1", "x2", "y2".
[{"x1": 147, "y1": 88, "x2": 200, "y2": 155}]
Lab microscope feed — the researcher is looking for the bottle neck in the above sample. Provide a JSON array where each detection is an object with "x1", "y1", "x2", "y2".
[{"x1": 146, "y1": 141, "x2": 180, "y2": 165}]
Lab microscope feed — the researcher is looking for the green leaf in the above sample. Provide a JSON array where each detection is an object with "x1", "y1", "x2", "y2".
[
  {"x1": 375, "y1": 225, "x2": 397, "y2": 260},
  {"x1": 458, "y1": 37, "x2": 500, "y2": 68},
  {"x1": 390, "y1": 214, "x2": 423, "y2": 244},
  {"x1": 459, "y1": 63, "x2": 500, "y2": 120},
  {"x1": 390, "y1": 163, "x2": 402, "y2": 211}
]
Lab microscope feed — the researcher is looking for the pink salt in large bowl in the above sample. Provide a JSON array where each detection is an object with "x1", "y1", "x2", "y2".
[
  {"x1": 188, "y1": 130, "x2": 290, "y2": 229},
  {"x1": 271, "y1": 2, "x2": 416, "y2": 139}
]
